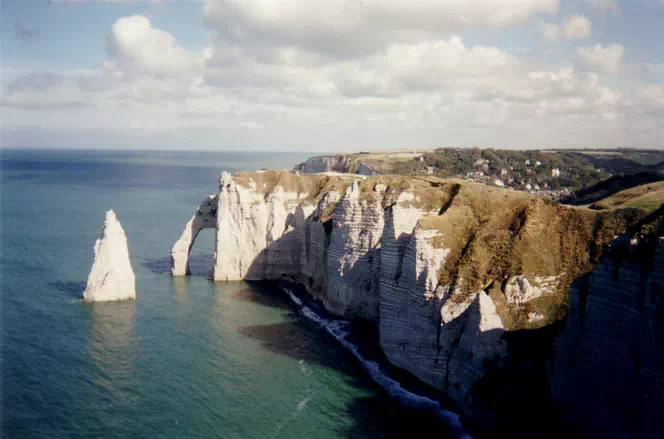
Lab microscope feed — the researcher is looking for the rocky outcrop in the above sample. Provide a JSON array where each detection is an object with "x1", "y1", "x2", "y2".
[
  {"x1": 84, "y1": 210, "x2": 136, "y2": 302},
  {"x1": 294, "y1": 155, "x2": 376, "y2": 175},
  {"x1": 211, "y1": 171, "x2": 317, "y2": 281},
  {"x1": 172, "y1": 171, "x2": 663, "y2": 436},
  {"x1": 171, "y1": 195, "x2": 217, "y2": 276}
]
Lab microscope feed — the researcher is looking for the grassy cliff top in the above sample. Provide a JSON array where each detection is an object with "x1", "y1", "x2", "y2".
[
  {"x1": 231, "y1": 170, "x2": 659, "y2": 330},
  {"x1": 414, "y1": 178, "x2": 658, "y2": 329},
  {"x1": 232, "y1": 170, "x2": 470, "y2": 209},
  {"x1": 588, "y1": 181, "x2": 664, "y2": 212}
]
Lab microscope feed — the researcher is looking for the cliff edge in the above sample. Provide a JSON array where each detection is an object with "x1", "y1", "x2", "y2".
[{"x1": 172, "y1": 170, "x2": 664, "y2": 436}]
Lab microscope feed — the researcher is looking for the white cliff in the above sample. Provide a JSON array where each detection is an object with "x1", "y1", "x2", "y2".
[
  {"x1": 294, "y1": 155, "x2": 376, "y2": 175},
  {"x1": 211, "y1": 171, "x2": 318, "y2": 281},
  {"x1": 171, "y1": 170, "x2": 663, "y2": 437},
  {"x1": 171, "y1": 194, "x2": 217, "y2": 276},
  {"x1": 84, "y1": 210, "x2": 136, "y2": 302},
  {"x1": 326, "y1": 181, "x2": 385, "y2": 320}
]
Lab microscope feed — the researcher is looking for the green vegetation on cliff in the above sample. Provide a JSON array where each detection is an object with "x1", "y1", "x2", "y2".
[{"x1": 298, "y1": 148, "x2": 664, "y2": 193}]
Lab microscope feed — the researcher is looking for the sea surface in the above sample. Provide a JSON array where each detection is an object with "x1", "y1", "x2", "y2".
[{"x1": 1, "y1": 149, "x2": 463, "y2": 438}]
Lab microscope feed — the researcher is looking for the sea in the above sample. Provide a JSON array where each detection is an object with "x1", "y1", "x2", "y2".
[{"x1": 1, "y1": 149, "x2": 467, "y2": 439}]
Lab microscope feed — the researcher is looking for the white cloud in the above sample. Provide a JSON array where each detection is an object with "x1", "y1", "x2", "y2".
[
  {"x1": 538, "y1": 15, "x2": 591, "y2": 42},
  {"x1": 562, "y1": 15, "x2": 592, "y2": 40},
  {"x1": 1, "y1": 71, "x2": 93, "y2": 111},
  {"x1": 106, "y1": 15, "x2": 205, "y2": 76},
  {"x1": 75, "y1": 15, "x2": 210, "y2": 106},
  {"x1": 203, "y1": 0, "x2": 559, "y2": 57},
  {"x1": 576, "y1": 43, "x2": 624, "y2": 75},
  {"x1": 3, "y1": 3, "x2": 663, "y2": 151},
  {"x1": 538, "y1": 22, "x2": 561, "y2": 41},
  {"x1": 589, "y1": 0, "x2": 621, "y2": 15}
]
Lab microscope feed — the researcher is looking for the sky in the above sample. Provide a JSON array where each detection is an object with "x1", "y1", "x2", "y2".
[{"x1": 1, "y1": 0, "x2": 663, "y2": 151}]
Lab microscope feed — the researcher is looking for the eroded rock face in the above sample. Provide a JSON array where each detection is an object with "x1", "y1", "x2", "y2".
[
  {"x1": 84, "y1": 210, "x2": 136, "y2": 302},
  {"x1": 172, "y1": 170, "x2": 663, "y2": 436},
  {"x1": 211, "y1": 172, "x2": 316, "y2": 281},
  {"x1": 294, "y1": 155, "x2": 376, "y2": 175},
  {"x1": 171, "y1": 194, "x2": 217, "y2": 276},
  {"x1": 550, "y1": 235, "x2": 664, "y2": 436},
  {"x1": 326, "y1": 181, "x2": 385, "y2": 320}
]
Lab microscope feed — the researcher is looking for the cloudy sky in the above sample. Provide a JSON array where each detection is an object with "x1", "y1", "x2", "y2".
[{"x1": 2, "y1": 0, "x2": 663, "y2": 151}]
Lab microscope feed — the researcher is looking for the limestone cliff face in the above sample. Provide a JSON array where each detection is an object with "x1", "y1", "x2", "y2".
[
  {"x1": 210, "y1": 172, "x2": 316, "y2": 281},
  {"x1": 171, "y1": 194, "x2": 217, "y2": 276},
  {"x1": 84, "y1": 210, "x2": 136, "y2": 302},
  {"x1": 550, "y1": 233, "x2": 664, "y2": 436},
  {"x1": 172, "y1": 171, "x2": 663, "y2": 436},
  {"x1": 295, "y1": 155, "x2": 376, "y2": 175},
  {"x1": 326, "y1": 181, "x2": 385, "y2": 320}
]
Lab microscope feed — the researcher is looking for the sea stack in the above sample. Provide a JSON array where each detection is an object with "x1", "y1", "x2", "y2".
[{"x1": 83, "y1": 209, "x2": 136, "y2": 302}]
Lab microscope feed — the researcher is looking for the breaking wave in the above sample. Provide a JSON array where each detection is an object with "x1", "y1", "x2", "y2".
[{"x1": 284, "y1": 289, "x2": 472, "y2": 439}]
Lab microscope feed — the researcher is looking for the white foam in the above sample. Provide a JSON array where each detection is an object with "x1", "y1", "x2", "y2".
[
  {"x1": 284, "y1": 289, "x2": 472, "y2": 439},
  {"x1": 287, "y1": 290, "x2": 303, "y2": 307},
  {"x1": 297, "y1": 397, "x2": 311, "y2": 412}
]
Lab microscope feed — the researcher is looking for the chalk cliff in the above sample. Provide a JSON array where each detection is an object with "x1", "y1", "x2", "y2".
[
  {"x1": 171, "y1": 194, "x2": 217, "y2": 276},
  {"x1": 172, "y1": 170, "x2": 663, "y2": 436},
  {"x1": 84, "y1": 210, "x2": 136, "y2": 302},
  {"x1": 294, "y1": 155, "x2": 376, "y2": 175}
]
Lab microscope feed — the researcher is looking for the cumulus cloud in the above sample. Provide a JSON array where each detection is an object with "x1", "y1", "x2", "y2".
[
  {"x1": 538, "y1": 15, "x2": 592, "y2": 42},
  {"x1": 203, "y1": 0, "x2": 559, "y2": 57},
  {"x1": 106, "y1": 15, "x2": 205, "y2": 76},
  {"x1": 576, "y1": 43, "x2": 624, "y2": 75},
  {"x1": 3, "y1": 1, "x2": 663, "y2": 150},
  {"x1": 75, "y1": 15, "x2": 211, "y2": 107}
]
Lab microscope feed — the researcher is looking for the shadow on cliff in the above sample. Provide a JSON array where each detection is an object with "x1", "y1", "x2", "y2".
[
  {"x1": 215, "y1": 196, "x2": 664, "y2": 437},
  {"x1": 212, "y1": 204, "x2": 466, "y2": 437}
]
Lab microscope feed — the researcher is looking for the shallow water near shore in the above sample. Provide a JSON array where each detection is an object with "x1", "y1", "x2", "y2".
[{"x1": 1, "y1": 149, "x2": 465, "y2": 438}]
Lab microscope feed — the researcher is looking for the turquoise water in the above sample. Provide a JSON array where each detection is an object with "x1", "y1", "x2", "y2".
[{"x1": 1, "y1": 149, "x2": 459, "y2": 438}]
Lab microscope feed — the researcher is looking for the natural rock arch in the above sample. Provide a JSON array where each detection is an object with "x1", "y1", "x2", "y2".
[{"x1": 170, "y1": 194, "x2": 217, "y2": 276}]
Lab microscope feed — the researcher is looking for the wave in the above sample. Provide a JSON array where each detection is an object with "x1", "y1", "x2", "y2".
[{"x1": 284, "y1": 289, "x2": 472, "y2": 439}]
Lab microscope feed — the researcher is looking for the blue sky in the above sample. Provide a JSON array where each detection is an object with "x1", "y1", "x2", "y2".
[{"x1": 1, "y1": 0, "x2": 663, "y2": 151}]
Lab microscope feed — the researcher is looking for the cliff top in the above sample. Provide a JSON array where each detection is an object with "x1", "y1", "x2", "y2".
[
  {"x1": 229, "y1": 170, "x2": 660, "y2": 330},
  {"x1": 589, "y1": 180, "x2": 664, "y2": 212}
]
